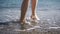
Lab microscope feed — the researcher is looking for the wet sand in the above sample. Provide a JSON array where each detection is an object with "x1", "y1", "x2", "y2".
[
  {"x1": 0, "y1": 8, "x2": 60, "y2": 34},
  {"x1": 0, "y1": 22, "x2": 60, "y2": 34}
]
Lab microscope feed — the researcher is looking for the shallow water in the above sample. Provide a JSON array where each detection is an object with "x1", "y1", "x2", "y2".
[
  {"x1": 0, "y1": 0, "x2": 60, "y2": 32},
  {"x1": 0, "y1": 8, "x2": 60, "y2": 30}
]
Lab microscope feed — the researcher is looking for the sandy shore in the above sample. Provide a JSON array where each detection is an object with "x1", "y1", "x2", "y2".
[{"x1": 0, "y1": 8, "x2": 60, "y2": 34}]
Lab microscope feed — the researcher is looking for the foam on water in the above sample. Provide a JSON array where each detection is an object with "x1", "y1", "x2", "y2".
[{"x1": 0, "y1": 0, "x2": 60, "y2": 32}]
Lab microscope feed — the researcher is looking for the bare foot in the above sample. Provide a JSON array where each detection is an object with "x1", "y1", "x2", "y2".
[
  {"x1": 20, "y1": 20, "x2": 26, "y2": 30},
  {"x1": 20, "y1": 20, "x2": 33, "y2": 30},
  {"x1": 31, "y1": 15, "x2": 40, "y2": 21},
  {"x1": 26, "y1": 15, "x2": 40, "y2": 26}
]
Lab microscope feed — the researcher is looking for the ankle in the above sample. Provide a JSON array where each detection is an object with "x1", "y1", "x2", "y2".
[
  {"x1": 20, "y1": 20, "x2": 25, "y2": 24},
  {"x1": 31, "y1": 15, "x2": 40, "y2": 20}
]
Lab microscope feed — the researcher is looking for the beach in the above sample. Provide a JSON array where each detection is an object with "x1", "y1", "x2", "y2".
[{"x1": 0, "y1": 0, "x2": 60, "y2": 34}]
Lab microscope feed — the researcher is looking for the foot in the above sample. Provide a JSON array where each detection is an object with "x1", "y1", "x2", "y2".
[
  {"x1": 20, "y1": 20, "x2": 33, "y2": 30},
  {"x1": 31, "y1": 15, "x2": 40, "y2": 25},
  {"x1": 26, "y1": 15, "x2": 40, "y2": 26},
  {"x1": 31, "y1": 15, "x2": 40, "y2": 20}
]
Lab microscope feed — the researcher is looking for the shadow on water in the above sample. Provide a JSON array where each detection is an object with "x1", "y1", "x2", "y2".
[{"x1": 0, "y1": 20, "x2": 20, "y2": 25}]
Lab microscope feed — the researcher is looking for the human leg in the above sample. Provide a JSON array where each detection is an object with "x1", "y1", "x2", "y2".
[
  {"x1": 20, "y1": 0, "x2": 30, "y2": 29},
  {"x1": 31, "y1": 0, "x2": 39, "y2": 20},
  {"x1": 20, "y1": 0, "x2": 29, "y2": 24}
]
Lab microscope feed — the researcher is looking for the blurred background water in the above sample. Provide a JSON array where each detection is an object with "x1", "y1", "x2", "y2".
[{"x1": 0, "y1": 0, "x2": 60, "y2": 27}]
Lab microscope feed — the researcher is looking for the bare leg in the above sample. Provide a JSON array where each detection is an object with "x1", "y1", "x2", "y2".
[
  {"x1": 31, "y1": 0, "x2": 39, "y2": 20},
  {"x1": 20, "y1": 0, "x2": 29, "y2": 24}
]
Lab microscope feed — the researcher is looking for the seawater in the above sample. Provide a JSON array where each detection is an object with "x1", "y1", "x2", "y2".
[{"x1": 0, "y1": 0, "x2": 60, "y2": 27}]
